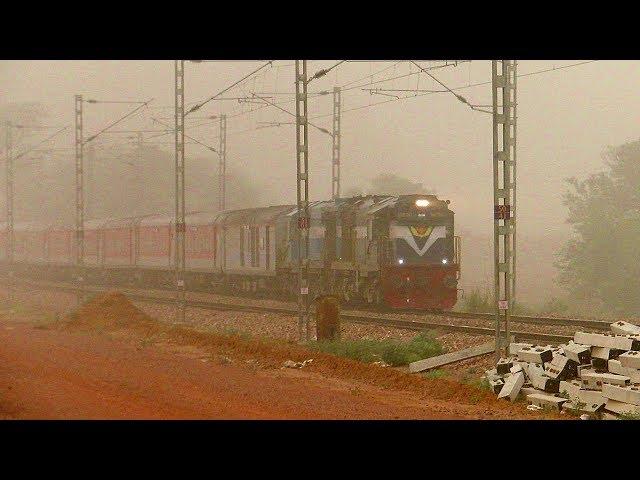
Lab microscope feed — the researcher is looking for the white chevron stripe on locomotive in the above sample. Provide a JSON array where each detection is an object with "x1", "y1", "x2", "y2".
[{"x1": 390, "y1": 225, "x2": 446, "y2": 257}]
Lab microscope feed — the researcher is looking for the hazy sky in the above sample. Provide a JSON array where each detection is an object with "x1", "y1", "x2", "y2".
[{"x1": 1, "y1": 59, "x2": 638, "y2": 240}]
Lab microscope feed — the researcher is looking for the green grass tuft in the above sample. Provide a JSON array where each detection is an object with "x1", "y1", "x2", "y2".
[
  {"x1": 308, "y1": 331, "x2": 444, "y2": 367},
  {"x1": 423, "y1": 369, "x2": 447, "y2": 379},
  {"x1": 221, "y1": 327, "x2": 251, "y2": 340},
  {"x1": 618, "y1": 412, "x2": 640, "y2": 420}
]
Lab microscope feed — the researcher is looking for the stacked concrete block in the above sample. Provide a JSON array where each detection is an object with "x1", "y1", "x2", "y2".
[
  {"x1": 527, "y1": 393, "x2": 567, "y2": 411},
  {"x1": 562, "y1": 400, "x2": 605, "y2": 414},
  {"x1": 608, "y1": 359, "x2": 640, "y2": 383},
  {"x1": 496, "y1": 357, "x2": 513, "y2": 375},
  {"x1": 601, "y1": 384, "x2": 640, "y2": 406},
  {"x1": 516, "y1": 345, "x2": 553, "y2": 363},
  {"x1": 619, "y1": 351, "x2": 640, "y2": 370},
  {"x1": 610, "y1": 321, "x2": 640, "y2": 336},
  {"x1": 603, "y1": 399, "x2": 640, "y2": 416},
  {"x1": 581, "y1": 371, "x2": 629, "y2": 390},
  {"x1": 509, "y1": 343, "x2": 533, "y2": 356},
  {"x1": 485, "y1": 322, "x2": 640, "y2": 419},
  {"x1": 573, "y1": 332, "x2": 640, "y2": 351},
  {"x1": 545, "y1": 355, "x2": 577, "y2": 380},
  {"x1": 563, "y1": 342, "x2": 591, "y2": 364}
]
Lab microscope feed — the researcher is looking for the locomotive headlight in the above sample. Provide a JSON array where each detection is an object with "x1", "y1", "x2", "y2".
[
  {"x1": 415, "y1": 199, "x2": 430, "y2": 208},
  {"x1": 442, "y1": 258, "x2": 448, "y2": 264}
]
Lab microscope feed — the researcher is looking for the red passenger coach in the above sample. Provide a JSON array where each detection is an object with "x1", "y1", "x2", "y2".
[
  {"x1": 102, "y1": 218, "x2": 135, "y2": 266},
  {"x1": 185, "y1": 212, "x2": 221, "y2": 271},
  {"x1": 46, "y1": 227, "x2": 74, "y2": 265},
  {"x1": 138, "y1": 215, "x2": 173, "y2": 268}
]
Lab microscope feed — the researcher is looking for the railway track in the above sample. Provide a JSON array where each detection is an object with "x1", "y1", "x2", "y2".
[{"x1": 4, "y1": 276, "x2": 612, "y2": 344}]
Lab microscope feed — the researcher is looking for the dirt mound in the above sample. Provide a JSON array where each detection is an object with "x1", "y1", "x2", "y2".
[{"x1": 64, "y1": 291, "x2": 158, "y2": 333}]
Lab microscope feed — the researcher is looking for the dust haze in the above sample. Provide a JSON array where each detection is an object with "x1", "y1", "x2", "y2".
[{"x1": 1, "y1": 60, "x2": 638, "y2": 310}]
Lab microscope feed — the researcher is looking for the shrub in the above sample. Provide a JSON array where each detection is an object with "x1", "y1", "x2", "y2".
[
  {"x1": 463, "y1": 288, "x2": 493, "y2": 313},
  {"x1": 310, "y1": 331, "x2": 444, "y2": 367}
]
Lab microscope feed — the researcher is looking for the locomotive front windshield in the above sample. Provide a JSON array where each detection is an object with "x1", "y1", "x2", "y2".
[{"x1": 391, "y1": 223, "x2": 454, "y2": 266}]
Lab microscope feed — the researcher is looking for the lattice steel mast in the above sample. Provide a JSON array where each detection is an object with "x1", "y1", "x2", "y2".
[
  {"x1": 331, "y1": 86, "x2": 341, "y2": 199},
  {"x1": 295, "y1": 60, "x2": 310, "y2": 341},
  {"x1": 74, "y1": 95, "x2": 85, "y2": 305},
  {"x1": 174, "y1": 60, "x2": 186, "y2": 323},
  {"x1": 218, "y1": 114, "x2": 227, "y2": 211},
  {"x1": 492, "y1": 60, "x2": 517, "y2": 359}
]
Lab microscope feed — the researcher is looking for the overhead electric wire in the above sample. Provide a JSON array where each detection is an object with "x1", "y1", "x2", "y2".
[
  {"x1": 310, "y1": 60, "x2": 599, "y2": 120},
  {"x1": 84, "y1": 99, "x2": 153, "y2": 143},
  {"x1": 340, "y1": 60, "x2": 470, "y2": 94},
  {"x1": 339, "y1": 61, "x2": 402, "y2": 88},
  {"x1": 150, "y1": 117, "x2": 218, "y2": 153},
  {"x1": 411, "y1": 60, "x2": 474, "y2": 108},
  {"x1": 85, "y1": 100, "x2": 149, "y2": 104},
  {"x1": 224, "y1": 61, "x2": 467, "y2": 123},
  {"x1": 249, "y1": 93, "x2": 332, "y2": 136},
  {"x1": 186, "y1": 60, "x2": 274, "y2": 116},
  {"x1": 13, "y1": 125, "x2": 70, "y2": 161}
]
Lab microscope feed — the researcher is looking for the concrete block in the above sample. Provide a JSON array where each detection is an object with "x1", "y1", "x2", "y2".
[
  {"x1": 619, "y1": 351, "x2": 640, "y2": 370},
  {"x1": 562, "y1": 400, "x2": 605, "y2": 414},
  {"x1": 545, "y1": 355, "x2": 577, "y2": 380},
  {"x1": 576, "y1": 389, "x2": 606, "y2": 406},
  {"x1": 559, "y1": 380, "x2": 581, "y2": 398},
  {"x1": 517, "y1": 345, "x2": 553, "y2": 363},
  {"x1": 520, "y1": 386, "x2": 540, "y2": 398},
  {"x1": 608, "y1": 359, "x2": 640, "y2": 383},
  {"x1": 591, "y1": 347, "x2": 611, "y2": 360},
  {"x1": 577, "y1": 364, "x2": 592, "y2": 376},
  {"x1": 574, "y1": 332, "x2": 640, "y2": 351},
  {"x1": 602, "y1": 383, "x2": 640, "y2": 406},
  {"x1": 563, "y1": 343, "x2": 591, "y2": 364},
  {"x1": 489, "y1": 377, "x2": 505, "y2": 395},
  {"x1": 580, "y1": 371, "x2": 630, "y2": 391},
  {"x1": 496, "y1": 357, "x2": 513, "y2": 375},
  {"x1": 510, "y1": 364, "x2": 523, "y2": 375},
  {"x1": 528, "y1": 364, "x2": 560, "y2": 393},
  {"x1": 509, "y1": 343, "x2": 533, "y2": 356},
  {"x1": 559, "y1": 380, "x2": 605, "y2": 405},
  {"x1": 498, "y1": 371, "x2": 525, "y2": 401},
  {"x1": 610, "y1": 321, "x2": 640, "y2": 336},
  {"x1": 592, "y1": 358, "x2": 609, "y2": 370},
  {"x1": 527, "y1": 393, "x2": 567, "y2": 411},
  {"x1": 513, "y1": 360, "x2": 531, "y2": 377},
  {"x1": 604, "y1": 399, "x2": 640, "y2": 416}
]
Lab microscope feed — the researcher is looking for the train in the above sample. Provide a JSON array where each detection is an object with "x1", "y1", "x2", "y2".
[{"x1": 0, "y1": 193, "x2": 461, "y2": 310}]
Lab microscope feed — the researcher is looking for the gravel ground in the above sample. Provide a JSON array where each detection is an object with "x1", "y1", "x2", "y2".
[
  {"x1": 3, "y1": 277, "x2": 610, "y2": 373},
  {"x1": 2, "y1": 282, "x2": 494, "y2": 355}
]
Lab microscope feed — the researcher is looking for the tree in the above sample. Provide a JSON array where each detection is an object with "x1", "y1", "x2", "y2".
[{"x1": 557, "y1": 140, "x2": 640, "y2": 315}]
